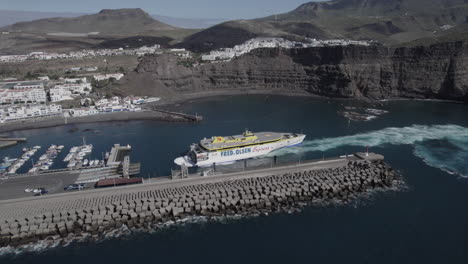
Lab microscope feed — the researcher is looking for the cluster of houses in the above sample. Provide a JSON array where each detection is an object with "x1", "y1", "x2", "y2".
[
  {"x1": 0, "y1": 72, "x2": 130, "y2": 104},
  {"x1": 0, "y1": 104, "x2": 63, "y2": 123},
  {"x1": 66, "y1": 96, "x2": 160, "y2": 117},
  {"x1": 0, "y1": 45, "x2": 161, "y2": 63},
  {"x1": 0, "y1": 95, "x2": 160, "y2": 122},
  {"x1": 49, "y1": 77, "x2": 93, "y2": 102},
  {"x1": 0, "y1": 74, "x2": 124, "y2": 103},
  {"x1": 0, "y1": 73, "x2": 161, "y2": 123},
  {"x1": 201, "y1": 37, "x2": 373, "y2": 62}
]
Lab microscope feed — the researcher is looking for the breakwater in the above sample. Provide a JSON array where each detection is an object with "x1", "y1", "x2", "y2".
[{"x1": 0, "y1": 154, "x2": 401, "y2": 248}]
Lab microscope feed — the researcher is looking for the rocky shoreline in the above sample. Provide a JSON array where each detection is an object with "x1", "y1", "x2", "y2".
[{"x1": 0, "y1": 159, "x2": 403, "y2": 249}]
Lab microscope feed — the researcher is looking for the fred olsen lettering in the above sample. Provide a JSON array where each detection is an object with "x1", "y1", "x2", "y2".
[{"x1": 221, "y1": 148, "x2": 252, "y2": 157}]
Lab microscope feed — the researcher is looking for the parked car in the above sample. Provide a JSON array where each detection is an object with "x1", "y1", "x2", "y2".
[
  {"x1": 32, "y1": 187, "x2": 49, "y2": 196},
  {"x1": 34, "y1": 189, "x2": 48, "y2": 196},
  {"x1": 64, "y1": 184, "x2": 85, "y2": 191}
]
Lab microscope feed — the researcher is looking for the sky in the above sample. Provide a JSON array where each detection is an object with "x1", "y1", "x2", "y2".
[{"x1": 0, "y1": 0, "x2": 317, "y2": 19}]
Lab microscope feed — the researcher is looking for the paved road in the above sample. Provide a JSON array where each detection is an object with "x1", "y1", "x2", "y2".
[{"x1": 0, "y1": 171, "x2": 81, "y2": 200}]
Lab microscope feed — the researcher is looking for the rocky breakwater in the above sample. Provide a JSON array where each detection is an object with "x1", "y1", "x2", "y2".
[
  {"x1": 0, "y1": 159, "x2": 402, "y2": 248},
  {"x1": 116, "y1": 41, "x2": 468, "y2": 103}
]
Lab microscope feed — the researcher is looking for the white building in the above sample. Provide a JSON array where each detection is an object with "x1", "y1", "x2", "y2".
[
  {"x1": 93, "y1": 73, "x2": 124, "y2": 81},
  {"x1": 201, "y1": 37, "x2": 373, "y2": 62},
  {"x1": 68, "y1": 106, "x2": 99, "y2": 117},
  {"x1": 52, "y1": 81, "x2": 92, "y2": 97},
  {"x1": 0, "y1": 82, "x2": 47, "y2": 104},
  {"x1": 49, "y1": 88, "x2": 73, "y2": 102},
  {"x1": 64, "y1": 77, "x2": 87, "y2": 84}
]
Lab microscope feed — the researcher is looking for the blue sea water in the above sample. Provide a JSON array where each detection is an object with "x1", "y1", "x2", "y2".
[{"x1": 1, "y1": 95, "x2": 468, "y2": 263}]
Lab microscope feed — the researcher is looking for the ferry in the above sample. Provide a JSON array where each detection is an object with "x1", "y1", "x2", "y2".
[{"x1": 175, "y1": 130, "x2": 306, "y2": 167}]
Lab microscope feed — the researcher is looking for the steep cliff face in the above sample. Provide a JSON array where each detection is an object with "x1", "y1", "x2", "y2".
[{"x1": 116, "y1": 41, "x2": 468, "y2": 102}]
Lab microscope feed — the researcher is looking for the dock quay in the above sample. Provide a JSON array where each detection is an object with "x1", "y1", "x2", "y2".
[
  {"x1": 0, "y1": 152, "x2": 402, "y2": 248},
  {"x1": 151, "y1": 108, "x2": 203, "y2": 122},
  {"x1": 0, "y1": 137, "x2": 27, "y2": 149},
  {"x1": 0, "y1": 138, "x2": 27, "y2": 142}
]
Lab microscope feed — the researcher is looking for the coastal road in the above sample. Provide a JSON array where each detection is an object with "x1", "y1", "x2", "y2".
[{"x1": 0, "y1": 171, "x2": 81, "y2": 200}]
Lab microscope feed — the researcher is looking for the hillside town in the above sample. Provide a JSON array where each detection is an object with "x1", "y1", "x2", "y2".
[
  {"x1": 0, "y1": 44, "x2": 162, "y2": 63},
  {"x1": 201, "y1": 37, "x2": 373, "y2": 62},
  {"x1": 0, "y1": 75, "x2": 160, "y2": 123}
]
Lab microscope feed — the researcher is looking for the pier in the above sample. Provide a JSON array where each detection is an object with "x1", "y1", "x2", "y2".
[
  {"x1": 0, "y1": 152, "x2": 401, "y2": 247},
  {"x1": 0, "y1": 137, "x2": 27, "y2": 149},
  {"x1": 151, "y1": 108, "x2": 203, "y2": 122},
  {"x1": 0, "y1": 138, "x2": 27, "y2": 142}
]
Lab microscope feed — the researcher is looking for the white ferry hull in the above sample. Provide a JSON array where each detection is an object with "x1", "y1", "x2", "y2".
[{"x1": 175, "y1": 134, "x2": 305, "y2": 167}]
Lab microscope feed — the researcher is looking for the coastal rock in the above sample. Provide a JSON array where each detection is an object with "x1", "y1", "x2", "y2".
[{"x1": 116, "y1": 41, "x2": 468, "y2": 103}]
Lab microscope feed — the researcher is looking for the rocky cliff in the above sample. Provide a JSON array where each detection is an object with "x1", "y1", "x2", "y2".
[{"x1": 116, "y1": 41, "x2": 468, "y2": 103}]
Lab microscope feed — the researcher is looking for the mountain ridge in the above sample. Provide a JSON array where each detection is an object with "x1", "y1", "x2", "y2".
[
  {"x1": 0, "y1": 9, "x2": 228, "y2": 29},
  {"x1": 0, "y1": 8, "x2": 176, "y2": 34}
]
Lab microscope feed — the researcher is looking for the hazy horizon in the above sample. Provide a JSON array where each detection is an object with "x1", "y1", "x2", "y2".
[{"x1": 0, "y1": 0, "x2": 318, "y2": 20}]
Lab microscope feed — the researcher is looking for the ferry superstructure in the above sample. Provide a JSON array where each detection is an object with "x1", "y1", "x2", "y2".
[{"x1": 175, "y1": 130, "x2": 306, "y2": 167}]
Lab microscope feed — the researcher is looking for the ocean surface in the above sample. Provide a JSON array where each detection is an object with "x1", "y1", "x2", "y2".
[{"x1": 1, "y1": 95, "x2": 468, "y2": 263}]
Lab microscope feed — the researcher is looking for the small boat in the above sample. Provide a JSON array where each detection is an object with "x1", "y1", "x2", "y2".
[
  {"x1": 83, "y1": 159, "x2": 89, "y2": 166},
  {"x1": 63, "y1": 153, "x2": 73, "y2": 162},
  {"x1": 70, "y1": 147, "x2": 78, "y2": 153},
  {"x1": 3, "y1": 157, "x2": 17, "y2": 163},
  {"x1": 82, "y1": 145, "x2": 93, "y2": 153},
  {"x1": 33, "y1": 146, "x2": 41, "y2": 149}
]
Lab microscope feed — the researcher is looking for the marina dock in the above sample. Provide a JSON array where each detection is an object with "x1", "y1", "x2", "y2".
[{"x1": 0, "y1": 152, "x2": 401, "y2": 247}]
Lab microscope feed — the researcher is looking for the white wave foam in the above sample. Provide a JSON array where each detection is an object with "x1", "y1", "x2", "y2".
[{"x1": 271, "y1": 124, "x2": 468, "y2": 177}]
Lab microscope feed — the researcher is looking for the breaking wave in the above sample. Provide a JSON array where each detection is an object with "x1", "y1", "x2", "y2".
[{"x1": 274, "y1": 124, "x2": 468, "y2": 178}]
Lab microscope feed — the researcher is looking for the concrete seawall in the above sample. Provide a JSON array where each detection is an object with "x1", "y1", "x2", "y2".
[
  {"x1": 0, "y1": 153, "x2": 401, "y2": 248},
  {"x1": 0, "y1": 110, "x2": 200, "y2": 134}
]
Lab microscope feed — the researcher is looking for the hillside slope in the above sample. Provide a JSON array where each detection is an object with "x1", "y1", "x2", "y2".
[
  {"x1": 178, "y1": 0, "x2": 468, "y2": 52},
  {"x1": 0, "y1": 9, "x2": 200, "y2": 55}
]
